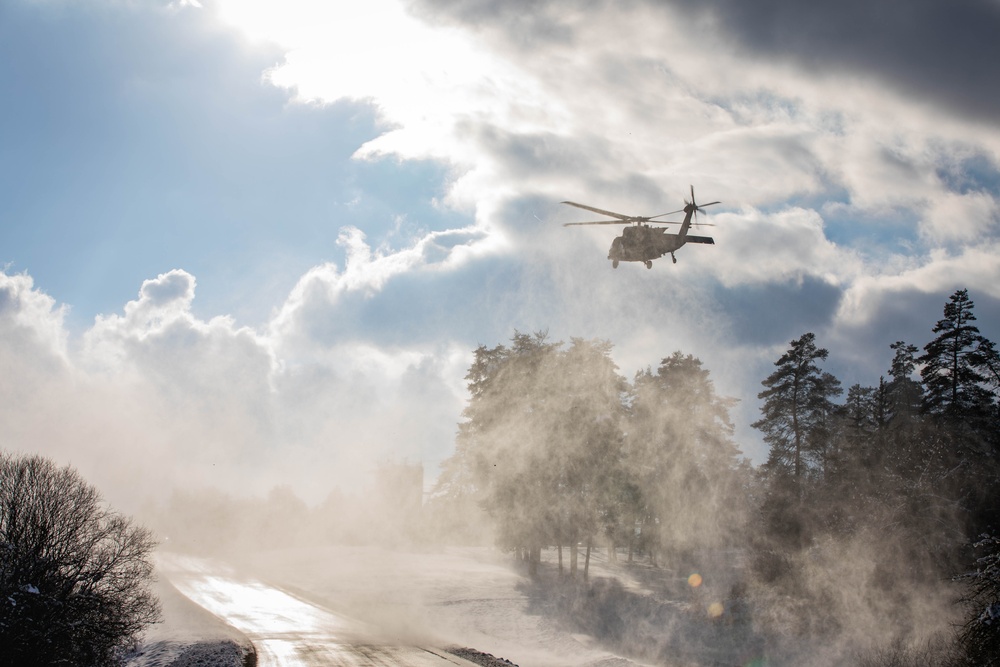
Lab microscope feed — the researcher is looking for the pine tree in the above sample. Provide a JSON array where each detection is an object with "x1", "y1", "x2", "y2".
[
  {"x1": 919, "y1": 289, "x2": 993, "y2": 423},
  {"x1": 876, "y1": 341, "x2": 926, "y2": 476},
  {"x1": 919, "y1": 290, "x2": 1000, "y2": 540},
  {"x1": 887, "y1": 341, "x2": 923, "y2": 423},
  {"x1": 753, "y1": 333, "x2": 843, "y2": 481}
]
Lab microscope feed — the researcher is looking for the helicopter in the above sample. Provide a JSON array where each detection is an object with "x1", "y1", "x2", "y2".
[{"x1": 562, "y1": 186, "x2": 720, "y2": 268}]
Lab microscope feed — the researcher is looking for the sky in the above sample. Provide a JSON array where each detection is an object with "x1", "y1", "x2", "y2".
[{"x1": 2, "y1": 0, "x2": 999, "y2": 508}]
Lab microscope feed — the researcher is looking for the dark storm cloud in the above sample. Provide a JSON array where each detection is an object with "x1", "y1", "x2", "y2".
[
  {"x1": 415, "y1": 0, "x2": 1000, "y2": 125},
  {"x1": 409, "y1": 0, "x2": 580, "y2": 47},
  {"x1": 712, "y1": 276, "x2": 843, "y2": 346},
  {"x1": 831, "y1": 287, "x2": 1000, "y2": 386},
  {"x1": 667, "y1": 0, "x2": 1000, "y2": 125}
]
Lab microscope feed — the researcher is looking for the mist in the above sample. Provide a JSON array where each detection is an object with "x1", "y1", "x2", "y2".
[
  {"x1": 5, "y1": 1, "x2": 1000, "y2": 664},
  {"x1": 5, "y1": 248, "x2": 999, "y2": 667}
]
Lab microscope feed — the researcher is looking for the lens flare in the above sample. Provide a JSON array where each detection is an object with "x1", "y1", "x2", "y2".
[
  {"x1": 687, "y1": 573, "x2": 703, "y2": 587},
  {"x1": 707, "y1": 601, "x2": 724, "y2": 618}
]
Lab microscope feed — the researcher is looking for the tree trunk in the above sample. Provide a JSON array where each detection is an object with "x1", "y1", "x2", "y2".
[
  {"x1": 570, "y1": 542, "x2": 578, "y2": 576},
  {"x1": 583, "y1": 538, "x2": 592, "y2": 581},
  {"x1": 558, "y1": 544, "x2": 563, "y2": 574}
]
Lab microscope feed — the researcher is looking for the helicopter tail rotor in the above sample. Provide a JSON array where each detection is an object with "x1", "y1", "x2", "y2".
[{"x1": 686, "y1": 185, "x2": 720, "y2": 224}]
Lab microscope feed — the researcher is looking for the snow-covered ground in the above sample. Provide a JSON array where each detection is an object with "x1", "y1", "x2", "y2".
[
  {"x1": 229, "y1": 545, "x2": 751, "y2": 667},
  {"x1": 134, "y1": 544, "x2": 758, "y2": 667},
  {"x1": 127, "y1": 567, "x2": 255, "y2": 667}
]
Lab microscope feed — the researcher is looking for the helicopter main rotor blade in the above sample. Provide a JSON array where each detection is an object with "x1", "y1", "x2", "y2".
[
  {"x1": 697, "y1": 201, "x2": 721, "y2": 208},
  {"x1": 561, "y1": 201, "x2": 633, "y2": 221},
  {"x1": 563, "y1": 220, "x2": 631, "y2": 226},
  {"x1": 648, "y1": 209, "x2": 686, "y2": 219}
]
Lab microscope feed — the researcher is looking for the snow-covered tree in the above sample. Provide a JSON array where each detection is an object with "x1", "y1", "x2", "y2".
[{"x1": 957, "y1": 534, "x2": 1000, "y2": 666}]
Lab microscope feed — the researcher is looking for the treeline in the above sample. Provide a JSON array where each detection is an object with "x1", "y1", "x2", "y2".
[
  {"x1": 434, "y1": 289, "x2": 1000, "y2": 662},
  {"x1": 434, "y1": 333, "x2": 750, "y2": 576},
  {"x1": 749, "y1": 290, "x2": 999, "y2": 661}
]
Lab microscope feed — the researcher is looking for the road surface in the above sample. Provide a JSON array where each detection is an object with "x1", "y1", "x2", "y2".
[{"x1": 159, "y1": 554, "x2": 479, "y2": 667}]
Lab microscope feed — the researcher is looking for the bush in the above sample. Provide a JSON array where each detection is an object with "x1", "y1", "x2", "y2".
[
  {"x1": 0, "y1": 452, "x2": 161, "y2": 666},
  {"x1": 957, "y1": 534, "x2": 1000, "y2": 666}
]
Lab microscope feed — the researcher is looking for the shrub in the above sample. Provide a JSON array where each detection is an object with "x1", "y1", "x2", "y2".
[
  {"x1": 957, "y1": 534, "x2": 1000, "y2": 666},
  {"x1": 0, "y1": 452, "x2": 161, "y2": 666}
]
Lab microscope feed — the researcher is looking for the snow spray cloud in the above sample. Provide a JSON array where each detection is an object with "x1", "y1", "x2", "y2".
[{"x1": 0, "y1": 268, "x2": 467, "y2": 516}]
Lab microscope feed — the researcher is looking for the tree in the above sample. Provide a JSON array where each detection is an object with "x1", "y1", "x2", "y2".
[
  {"x1": 886, "y1": 341, "x2": 923, "y2": 423},
  {"x1": 874, "y1": 341, "x2": 927, "y2": 476},
  {"x1": 918, "y1": 290, "x2": 1000, "y2": 534},
  {"x1": 627, "y1": 352, "x2": 746, "y2": 560},
  {"x1": 838, "y1": 383, "x2": 878, "y2": 468},
  {"x1": 751, "y1": 333, "x2": 841, "y2": 554},
  {"x1": 753, "y1": 333, "x2": 843, "y2": 482},
  {"x1": 0, "y1": 452, "x2": 160, "y2": 667},
  {"x1": 919, "y1": 289, "x2": 994, "y2": 424},
  {"x1": 957, "y1": 534, "x2": 1000, "y2": 666},
  {"x1": 439, "y1": 332, "x2": 628, "y2": 575}
]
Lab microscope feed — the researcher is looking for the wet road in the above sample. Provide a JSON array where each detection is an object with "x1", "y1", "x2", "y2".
[{"x1": 160, "y1": 555, "x2": 476, "y2": 667}]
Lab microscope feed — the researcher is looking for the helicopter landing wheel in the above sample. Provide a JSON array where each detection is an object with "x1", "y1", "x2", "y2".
[
  {"x1": 645, "y1": 260, "x2": 652, "y2": 269},
  {"x1": 612, "y1": 260, "x2": 619, "y2": 268},
  {"x1": 671, "y1": 253, "x2": 677, "y2": 264}
]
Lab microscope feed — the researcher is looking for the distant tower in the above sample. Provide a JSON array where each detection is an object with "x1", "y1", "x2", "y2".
[{"x1": 374, "y1": 461, "x2": 423, "y2": 536}]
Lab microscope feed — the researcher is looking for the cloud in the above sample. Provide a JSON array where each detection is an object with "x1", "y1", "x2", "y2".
[
  {"x1": 0, "y1": 271, "x2": 69, "y2": 366},
  {"x1": 664, "y1": 0, "x2": 1000, "y2": 125},
  {"x1": 707, "y1": 207, "x2": 859, "y2": 286},
  {"x1": 5, "y1": 0, "x2": 1000, "y2": 505},
  {"x1": 919, "y1": 190, "x2": 999, "y2": 243},
  {"x1": 1, "y1": 264, "x2": 471, "y2": 506}
]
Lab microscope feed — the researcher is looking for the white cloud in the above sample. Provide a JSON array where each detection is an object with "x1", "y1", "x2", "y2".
[
  {"x1": 8, "y1": 0, "x2": 1000, "y2": 505},
  {"x1": 837, "y1": 241, "x2": 1000, "y2": 328},
  {"x1": 1, "y1": 264, "x2": 469, "y2": 506},
  {"x1": 705, "y1": 207, "x2": 860, "y2": 287},
  {"x1": 0, "y1": 270, "x2": 69, "y2": 365},
  {"x1": 919, "y1": 190, "x2": 999, "y2": 243}
]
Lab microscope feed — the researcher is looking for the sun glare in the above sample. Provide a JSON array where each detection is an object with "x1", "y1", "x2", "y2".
[{"x1": 211, "y1": 0, "x2": 492, "y2": 104}]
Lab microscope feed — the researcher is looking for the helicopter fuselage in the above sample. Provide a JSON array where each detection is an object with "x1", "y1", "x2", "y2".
[{"x1": 608, "y1": 224, "x2": 714, "y2": 267}]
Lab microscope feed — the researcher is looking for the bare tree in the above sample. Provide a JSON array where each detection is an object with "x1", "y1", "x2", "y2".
[{"x1": 0, "y1": 452, "x2": 160, "y2": 666}]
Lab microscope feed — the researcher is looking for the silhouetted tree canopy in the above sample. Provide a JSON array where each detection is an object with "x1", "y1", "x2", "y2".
[
  {"x1": 0, "y1": 453, "x2": 160, "y2": 667},
  {"x1": 920, "y1": 289, "x2": 994, "y2": 423},
  {"x1": 753, "y1": 332, "x2": 842, "y2": 482},
  {"x1": 957, "y1": 534, "x2": 1000, "y2": 667}
]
